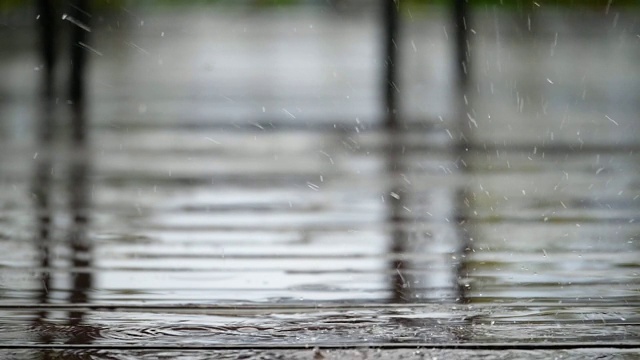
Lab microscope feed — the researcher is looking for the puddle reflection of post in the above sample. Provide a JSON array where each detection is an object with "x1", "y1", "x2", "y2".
[
  {"x1": 67, "y1": 157, "x2": 92, "y2": 326},
  {"x1": 33, "y1": 155, "x2": 54, "y2": 343},
  {"x1": 453, "y1": 189, "x2": 471, "y2": 304},
  {"x1": 387, "y1": 132, "x2": 414, "y2": 303}
]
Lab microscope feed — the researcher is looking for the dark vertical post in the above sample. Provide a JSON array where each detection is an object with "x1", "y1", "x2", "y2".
[
  {"x1": 69, "y1": 0, "x2": 90, "y2": 144},
  {"x1": 454, "y1": 0, "x2": 470, "y2": 89},
  {"x1": 33, "y1": 0, "x2": 95, "y2": 340},
  {"x1": 66, "y1": 0, "x2": 94, "y2": 330},
  {"x1": 37, "y1": 0, "x2": 56, "y2": 143},
  {"x1": 453, "y1": 0, "x2": 472, "y2": 305},
  {"x1": 383, "y1": 0, "x2": 408, "y2": 302},
  {"x1": 383, "y1": 0, "x2": 400, "y2": 131},
  {"x1": 34, "y1": 0, "x2": 57, "y2": 331}
]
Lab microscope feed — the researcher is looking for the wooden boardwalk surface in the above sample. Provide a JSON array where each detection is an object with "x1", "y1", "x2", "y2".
[{"x1": 0, "y1": 4, "x2": 639, "y2": 359}]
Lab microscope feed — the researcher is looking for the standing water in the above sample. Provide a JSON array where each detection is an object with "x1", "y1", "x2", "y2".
[{"x1": 0, "y1": 1, "x2": 638, "y2": 358}]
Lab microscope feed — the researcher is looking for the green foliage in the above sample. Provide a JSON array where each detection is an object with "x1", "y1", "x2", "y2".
[{"x1": 0, "y1": 0, "x2": 28, "y2": 11}]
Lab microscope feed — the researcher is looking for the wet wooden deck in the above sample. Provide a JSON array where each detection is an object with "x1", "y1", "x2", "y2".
[{"x1": 0, "y1": 4, "x2": 639, "y2": 359}]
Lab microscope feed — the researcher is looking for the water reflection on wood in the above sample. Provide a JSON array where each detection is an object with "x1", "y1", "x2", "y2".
[
  {"x1": 0, "y1": 1, "x2": 636, "y2": 355},
  {"x1": 386, "y1": 130, "x2": 411, "y2": 303},
  {"x1": 32, "y1": 0, "x2": 96, "y2": 347},
  {"x1": 32, "y1": 149, "x2": 53, "y2": 345}
]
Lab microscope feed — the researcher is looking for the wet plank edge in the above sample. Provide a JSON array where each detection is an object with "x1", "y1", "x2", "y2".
[
  {"x1": 3, "y1": 349, "x2": 640, "y2": 360},
  {"x1": 1, "y1": 342, "x2": 639, "y2": 351},
  {"x1": 2, "y1": 301, "x2": 640, "y2": 311}
]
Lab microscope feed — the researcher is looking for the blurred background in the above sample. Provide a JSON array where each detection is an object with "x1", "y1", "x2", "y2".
[
  {"x1": 0, "y1": 0, "x2": 639, "y2": 350},
  {"x1": 1, "y1": 0, "x2": 637, "y2": 139}
]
